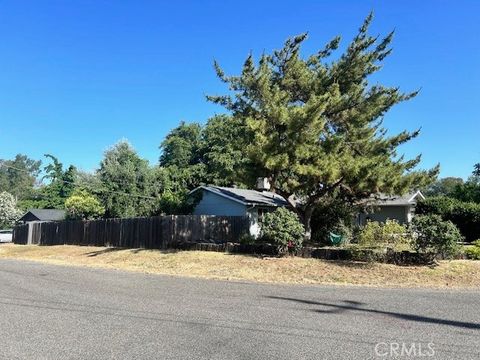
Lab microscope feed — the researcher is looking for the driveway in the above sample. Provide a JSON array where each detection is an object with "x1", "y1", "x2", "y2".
[{"x1": 0, "y1": 259, "x2": 478, "y2": 359}]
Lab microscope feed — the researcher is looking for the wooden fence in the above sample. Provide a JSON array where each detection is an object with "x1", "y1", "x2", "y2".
[{"x1": 12, "y1": 215, "x2": 250, "y2": 248}]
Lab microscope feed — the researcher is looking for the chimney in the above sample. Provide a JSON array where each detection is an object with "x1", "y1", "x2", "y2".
[{"x1": 256, "y1": 177, "x2": 271, "y2": 192}]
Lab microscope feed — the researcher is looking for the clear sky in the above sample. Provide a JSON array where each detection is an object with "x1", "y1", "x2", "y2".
[{"x1": 0, "y1": 0, "x2": 478, "y2": 178}]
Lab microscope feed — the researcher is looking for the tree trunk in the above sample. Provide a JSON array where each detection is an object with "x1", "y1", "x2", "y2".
[{"x1": 301, "y1": 206, "x2": 314, "y2": 242}]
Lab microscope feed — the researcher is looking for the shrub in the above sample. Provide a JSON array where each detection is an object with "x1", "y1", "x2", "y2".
[
  {"x1": 311, "y1": 199, "x2": 356, "y2": 245},
  {"x1": 261, "y1": 208, "x2": 305, "y2": 255},
  {"x1": 410, "y1": 214, "x2": 462, "y2": 259},
  {"x1": 358, "y1": 220, "x2": 410, "y2": 249},
  {"x1": 416, "y1": 197, "x2": 480, "y2": 242},
  {"x1": 465, "y1": 240, "x2": 480, "y2": 260},
  {"x1": 239, "y1": 233, "x2": 256, "y2": 245},
  {"x1": 65, "y1": 190, "x2": 105, "y2": 220}
]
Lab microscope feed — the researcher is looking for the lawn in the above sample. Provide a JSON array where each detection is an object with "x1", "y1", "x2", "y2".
[{"x1": 1, "y1": 243, "x2": 479, "y2": 288}]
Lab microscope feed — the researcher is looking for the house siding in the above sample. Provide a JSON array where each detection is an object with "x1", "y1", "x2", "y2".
[
  {"x1": 193, "y1": 191, "x2": 247, "y2": 216},
  {"x1": 358, "y1": 205, "x2": 410, "y2": 225}
]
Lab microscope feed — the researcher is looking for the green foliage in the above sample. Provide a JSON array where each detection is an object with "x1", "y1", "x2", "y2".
[
  {"x1": 311, "y1": 199, "x2": 356, "y2": 244},
  {"x1": 452, "y1": 176, "x2": 480, "y2": 203},
  {"x1": 410, "y1": 214, "x2": 462, "y2": 259},
  {"x1": 416, "y1": 197, "x2": 480, "y2": 242},
  {"x1": 156, "y1": 189, "x2": 200, "y2": 215},
  {"x1": 160, "y1": 122, "x2": 204, "y2": 168},
  {"x1": 98, "y1": 140, "x2": 155, "y2": 218},
  {"x1": 0, "y1": 191, "x2": 22, "y2": 229},
  {"x1": 358, "y1": 220, "x2": 410, "y2": 249},
  {"x1": 202, "y1": 115, "x2": 256, "y2": 186},
  {"x1": 40, "y1": 155, "x2": 78, "y2": 208},
  {"x1": 424, "y1": 177, "x2": 464, "y2": 197},
  {"x1": 427, "y1": 165, "x2": 480, "y2": 203},
  {"x1": 208, "y1": 13, "x2": 438, "y2": 238},
  {"x1": 239, "y1": 233, "x2": 256, "y2": 245},
  {"x1": 65, "y1": 190, "x2": 105, "y2": 220},
  {"x1": 261, "y1": 208, "x2": 305, "y2": 254},
  {"x1": 0, "y1": 154, "x2": 41, "y2": 201},
  {"x1": 465, "y1": 240, "x2": 480, "y2": 260},
  {"x1": 159, "y1": 116, "x2": 254, "y2": 188}
]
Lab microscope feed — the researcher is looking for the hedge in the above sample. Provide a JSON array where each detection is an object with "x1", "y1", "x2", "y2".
[{"x1": 416, "y1": 197, "x2": 480, "y2": 242}]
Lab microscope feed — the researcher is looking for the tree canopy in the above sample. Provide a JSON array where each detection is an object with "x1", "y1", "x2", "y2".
[
  {"x1": 208, "y1": 13, "x2": 438, "y2": 237},
  {"x1": 0, "y1": 154, "x2": 41, "y2": 202},
  {"x1": 98, "y1": 140, "x2": 155, "y2": 218}
]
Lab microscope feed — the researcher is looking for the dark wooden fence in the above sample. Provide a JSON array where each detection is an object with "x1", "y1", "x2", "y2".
[
  {"x1": 12, "y1": 215, "x2": 249, "y2": 248},
  {"x1": 12, "y1": 224, "x2": 29, "y2": 245}
]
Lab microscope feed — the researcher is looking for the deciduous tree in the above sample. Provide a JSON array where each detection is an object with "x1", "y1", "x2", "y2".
[{"x1": 98, "y1": 140, "x2": 155, "y2": 218}]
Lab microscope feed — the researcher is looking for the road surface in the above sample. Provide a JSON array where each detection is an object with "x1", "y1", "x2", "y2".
[{"x1": 0, "y1": 259, "x2": 478, "y2": 359}]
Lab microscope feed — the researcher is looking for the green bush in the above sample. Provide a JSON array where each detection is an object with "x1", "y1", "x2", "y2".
[
  {"x1": 358, "y1": 220, "x2": 410, "y2": 249},
  {"x1": 465, "y1": 240, "x2": 480, "y2": 260},
  {"x1": 65, "y1": 190, "x2": 105, "y2": 220},
  {"x1": 410, "y1": 214, "x2": 462, "y2": 259},
  {"x1": 416, "y1": 197, "x2": 480, "y2": 242},
  {"x1": 310, "y1": 199, "x2": 356, "y2": 245},
  {"x1": 239, "y1": 233, "x2": 256, "y2": 245},
  {"x1": 261, "y1": 208, "x2": 305, "y2": 255}
]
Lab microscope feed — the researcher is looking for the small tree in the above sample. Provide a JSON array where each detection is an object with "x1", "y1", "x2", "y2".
[
  {"x1": 410, "y1": 215, "x2": 462, "y2": 259},
  {"x1": 0, "y1": 191, "x2": 22, "y2": 228},
  {"x1": 65, "y1": 190, "x2": 105, "y2": 220},
  {"x1": 261, "y1": 208, "x2": 305, "y2": 255}
]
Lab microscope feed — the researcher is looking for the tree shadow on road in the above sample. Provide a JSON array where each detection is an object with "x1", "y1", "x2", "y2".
[{"x1": 267, "y1": 296, "x2": 480, "y2": 330}]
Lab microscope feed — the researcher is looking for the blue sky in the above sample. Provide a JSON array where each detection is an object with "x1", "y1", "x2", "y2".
[{"x1": 0, "y1": 0, "x2": 478, "y2": 178}]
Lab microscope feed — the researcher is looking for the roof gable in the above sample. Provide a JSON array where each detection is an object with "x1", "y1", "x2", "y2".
[{"x1": 372, "y1": 191, "x2": 425, "y2": 206}]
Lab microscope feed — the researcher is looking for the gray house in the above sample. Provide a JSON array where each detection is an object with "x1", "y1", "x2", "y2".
[
  {"x1": 190, "y1": 185, "x2": 288, "y2": 237},
  {"x1": 18, "y1": 209, "x2": 66, "y2": 224},
  {"x1": 357, "y1": 191, "x2": 425, "y2": 226}
]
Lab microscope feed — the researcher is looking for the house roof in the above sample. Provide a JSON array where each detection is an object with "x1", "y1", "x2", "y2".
[
  {"x1": 19, "y1": 209, "x2": 66, "y2": 222},
  {"x1": 191, "y1": 186, "x2": 289, "y2": 207},
  {"x1": 370, "y1": 191, "x2": 425, "y2": 206}
]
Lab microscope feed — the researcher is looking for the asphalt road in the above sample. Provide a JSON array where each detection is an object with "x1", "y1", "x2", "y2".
[{"x1": 0, "y1": 259, "x2": 478, "y2": 360}]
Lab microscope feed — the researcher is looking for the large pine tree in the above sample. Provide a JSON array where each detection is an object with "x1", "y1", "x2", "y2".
[{"x1": 208, "y1": 14, "x2": 439, "y2": 239}]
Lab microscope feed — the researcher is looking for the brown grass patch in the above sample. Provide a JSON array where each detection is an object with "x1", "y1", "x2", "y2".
[{"x1": 1, "y1": 243, "x2": 479, "y2": 288}]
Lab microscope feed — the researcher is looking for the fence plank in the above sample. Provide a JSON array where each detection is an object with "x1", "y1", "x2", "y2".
[{"x1": 12, "y1": 215, "x2": 250, "y2": 249}]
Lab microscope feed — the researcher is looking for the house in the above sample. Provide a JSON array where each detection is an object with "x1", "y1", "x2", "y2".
[
  {"x1": 190, "y1": 183, "x2": 288, "y2": 237},
  {"x1": 18, "y1": 209, "x2": 66, "y2": 224},
  {"x1": 357, "y1": 191, "x2": 425, "y2": 226},
  {"x1": 191, "y1": 177, "x2": 424, "y2": 235}
]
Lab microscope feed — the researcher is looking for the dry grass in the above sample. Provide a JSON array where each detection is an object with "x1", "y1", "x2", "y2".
[{"x1": 1, "y1": 243, "x2": 480, "y2": 288}]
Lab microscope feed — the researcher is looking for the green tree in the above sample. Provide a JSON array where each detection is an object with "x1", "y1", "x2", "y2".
[
  {"x1": 424, "y1": 177, "x2": 464, "y2": 197},
  {"x1": 40, "y1": 154, "x2": 78, "y2": 208},
  {"x1": 202, "y1": 115, "x2": 255, "y2": 186},
  {"x1": 451, "y1": 164, "x2": 480, "y2": 203},
  {"x1": 160, "y1": 122, "x2": 204, "y2": 168},
  {"x1": 98, "y1": 140, "x2": 155, "y2": 218},
  {"x1": 65, "y1": 190, "x2": 105, "y2": 220},
  {"x1": 0, "y1": 191, "x2": 22, "y2": 229},
  {"x1": 0, "y1": 154, "x2": 41, "y2": 201},
  {"x1": 208, "y1": 14, "x2": 438, "y2": 239},
  {"x1": 159, "y1": 116, "x2": 254, "y2": 188}
]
